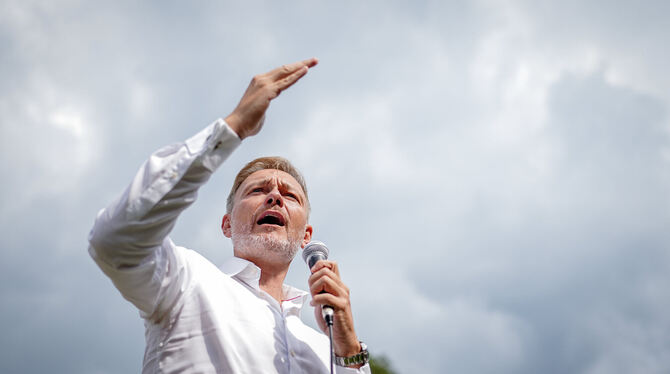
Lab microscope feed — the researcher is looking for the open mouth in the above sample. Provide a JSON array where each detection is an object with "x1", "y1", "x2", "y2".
[{"x1": 256, "y1": 212, "x2": 285, "y2": 226}]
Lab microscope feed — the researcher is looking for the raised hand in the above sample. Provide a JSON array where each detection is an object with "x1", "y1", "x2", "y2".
[{"x1": 225, "y1": 58, "x2": 319, "y2": 139}]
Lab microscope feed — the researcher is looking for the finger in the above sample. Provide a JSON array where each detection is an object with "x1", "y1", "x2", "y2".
[
  {"x1": 308, "y1": 264, "x2": 343, "y2": 289},
  {"x1": 307, "y1": 268, "x2": 345, "y2": 288},
  {"x1": 310, "y1": 260, "x2": 339, "y2": 276},
  {"x1": 309, "y1": 274, "x2": 347, "y2": 297},
  {"x1": 311, "y1": 293, "x2": 347, "y2": 309},
  {"x1": 273, "y1": 66, "x2": 310, "y2": 94},
  {"x1": 268, "y1": 57, "x2": 319, "y2": 80},
  {"x1": 303, "y1": 57, "x2": 319, "y2": 68}
]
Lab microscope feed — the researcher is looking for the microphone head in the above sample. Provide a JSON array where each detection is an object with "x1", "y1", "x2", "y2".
[{"x1": 302, "y1": 241, "x2": 329, "y2": 268}]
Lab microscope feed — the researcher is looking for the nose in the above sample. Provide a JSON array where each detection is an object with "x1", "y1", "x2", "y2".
[{"x1": 265, "y1": 188, "x2": 283, "y2": 207}]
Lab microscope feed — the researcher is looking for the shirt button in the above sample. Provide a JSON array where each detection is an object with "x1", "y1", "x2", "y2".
[
  {"x1": 159, "y1": 342, "x2": 164, "y2": 347},
  {"x1": 290, "y1": 350, "x2": 296, "y2": 357},
  {"x1": 214, "y1": 141, "x2": 222, "y2": 149}
]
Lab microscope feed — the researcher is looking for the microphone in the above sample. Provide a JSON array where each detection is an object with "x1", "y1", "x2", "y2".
[{"x1": 302, "y1": 241, "x2": 334, "y2": 326}]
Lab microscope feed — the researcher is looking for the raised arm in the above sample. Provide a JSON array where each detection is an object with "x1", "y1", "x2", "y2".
[{"x1": 88, "y1": 58, "x2": 318, "y2": 320}]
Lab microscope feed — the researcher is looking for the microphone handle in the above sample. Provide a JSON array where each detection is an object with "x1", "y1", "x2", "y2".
[
  {"x1": 322, "y1": 305, "x2": 334, "y2": 326},
  {"x1": 308, "y1": 254, "x2": 335, "y2": 326}
]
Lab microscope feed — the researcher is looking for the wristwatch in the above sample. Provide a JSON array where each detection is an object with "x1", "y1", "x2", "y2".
[{"x1": 335, "y1": 341, "x2": 369, "y2": 367}]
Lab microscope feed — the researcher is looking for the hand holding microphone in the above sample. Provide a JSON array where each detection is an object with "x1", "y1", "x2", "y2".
[
  {"x1": 302, "y1": 241, "x2": 335, "y2": 325},
  {"x1": 302, "y1": 241, "x2": 362, "y2": 359}
]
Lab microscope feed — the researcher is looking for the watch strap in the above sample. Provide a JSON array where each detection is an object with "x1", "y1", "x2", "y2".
[{"x1": 335, "y1": 341, "x2": 369, "y2": 367}]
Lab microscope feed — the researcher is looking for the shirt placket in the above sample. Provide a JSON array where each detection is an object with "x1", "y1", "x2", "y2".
[{"x1": 254, "y1": 287, "x2": 293, "y2": 373}]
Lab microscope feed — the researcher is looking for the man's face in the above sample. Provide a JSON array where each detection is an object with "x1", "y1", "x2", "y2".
[{"x1": 222, "y1": 169, "x2": 312, "y2": 265}]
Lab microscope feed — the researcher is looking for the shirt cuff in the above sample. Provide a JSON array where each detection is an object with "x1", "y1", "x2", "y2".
[
  {"x1": 336, "y1": 363, "x2": 371, "y2": 374},
  {"x1": 186, "y1": 118, "x2": 241, "y2": 172}
]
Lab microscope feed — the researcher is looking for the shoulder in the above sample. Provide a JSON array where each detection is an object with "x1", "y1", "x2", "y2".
[{"x1": 176, "y1": 246, "x2": 228, "y2": 279}]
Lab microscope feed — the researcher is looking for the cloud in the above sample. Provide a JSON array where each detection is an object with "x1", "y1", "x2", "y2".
[
  {"x1": 404, "y1": 69, "x2": 670, "y2": 373},
  {"x1": 1, "y1": 1, "x2": 669, "y2": 374}
]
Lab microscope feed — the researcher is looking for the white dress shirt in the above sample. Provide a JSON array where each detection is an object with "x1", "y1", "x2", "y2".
[{"x1": 88, "y1": 119, "x2": 370, "y2": 373}]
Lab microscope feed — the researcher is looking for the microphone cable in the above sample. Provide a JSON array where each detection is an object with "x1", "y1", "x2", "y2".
[{"x1": 326, "y1": 312, "x2": 334, "y2": 374}]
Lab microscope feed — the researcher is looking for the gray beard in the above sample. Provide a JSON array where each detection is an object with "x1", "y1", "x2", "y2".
[{"x1": 231, "y1": 230, "x2": 301, "y2": 264}]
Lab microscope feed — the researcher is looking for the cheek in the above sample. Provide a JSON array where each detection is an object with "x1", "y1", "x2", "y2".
[
  {"x1": 233, "y1": 199, "x2": 257, "y2": 217},
  {"x1": 288, "y1": 208, "x2": 308, "y2": 228},
  {"x1": 230, "y1": 204, "x2": 255, "y2": 230}
]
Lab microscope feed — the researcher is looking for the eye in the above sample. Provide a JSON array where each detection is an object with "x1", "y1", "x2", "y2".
[
  {"x1": 284, "y1": 192, "x2": 298, "y2": 201},
  {"x1": 250, "y1": 187, "x2": 264, "y2": 194}
]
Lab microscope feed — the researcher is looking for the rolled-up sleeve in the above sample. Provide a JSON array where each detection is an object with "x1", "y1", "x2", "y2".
[{"x1": 88, "y1": 118, "x2": 240, "y2": 321}]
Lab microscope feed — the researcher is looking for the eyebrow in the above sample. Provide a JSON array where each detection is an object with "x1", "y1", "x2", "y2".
[{"x1": 242, "y1": 177, "x2": 303, "y2": 197}]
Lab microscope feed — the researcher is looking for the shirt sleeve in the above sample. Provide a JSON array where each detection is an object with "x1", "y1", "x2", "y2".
[
  {"x1": 337, "y1": 364, "x2": 371, "y2": 374},
  {"x1": 88, "y1": 118, "x2": 241, "y2": 322}
]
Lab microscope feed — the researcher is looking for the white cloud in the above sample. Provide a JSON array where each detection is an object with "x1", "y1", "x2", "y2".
[{"x1": 0, "y1": 75, "x2": 100, "y2": 222}]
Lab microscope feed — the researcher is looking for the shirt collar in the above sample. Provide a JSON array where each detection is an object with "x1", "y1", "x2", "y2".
[
  {"x1": 220, "y1": 256, "x2": 309, "y2": 315},
  {"x1": 281, "y1": 284, "x2": 309, "y2": 316},
  {"x1": 220, "y1": 256, "x2": 262, "y2": 289}
]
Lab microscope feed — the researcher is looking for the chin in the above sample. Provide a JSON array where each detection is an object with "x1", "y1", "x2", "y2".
[{"x1": 232, "y1": 232, "x2": 300, "y2": 263}]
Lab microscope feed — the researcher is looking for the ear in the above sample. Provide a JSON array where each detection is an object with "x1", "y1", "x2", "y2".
[
  {"x1": 222, "y1": 214, "x2": 232, "y2": 238},
  {"x1": 301, "y1": 224, "x2": 313, "y2": 248}
]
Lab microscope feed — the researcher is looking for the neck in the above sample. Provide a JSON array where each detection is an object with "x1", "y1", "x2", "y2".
[
  {"x1": 258, "y1": 263, "x2": 290, "y2": 303},
  {"x1": 235, "y1": 251, "x2": 290, "y2": 303}
]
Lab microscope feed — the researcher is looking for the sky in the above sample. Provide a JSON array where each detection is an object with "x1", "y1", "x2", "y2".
[{"x1": 1, "y1": 1, "x2": 669, "y2": 373}]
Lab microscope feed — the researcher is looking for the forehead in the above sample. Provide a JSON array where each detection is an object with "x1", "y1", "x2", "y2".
[{"x1": 239, "y1": 169, "x2": 304, "y2": 193}]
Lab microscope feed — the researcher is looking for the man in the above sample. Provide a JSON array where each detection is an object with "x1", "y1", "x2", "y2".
[{"x1": 88, "y1": 58, "x2": 370, "y2": 373}]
